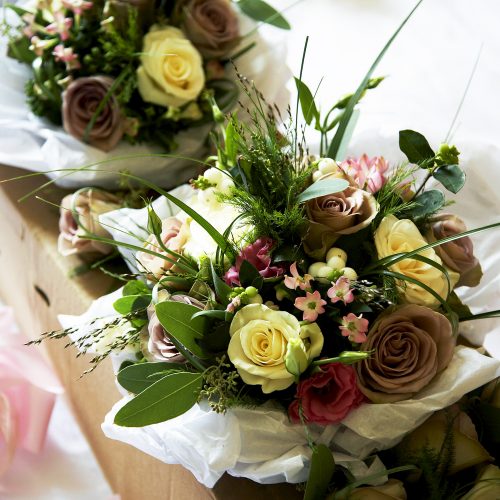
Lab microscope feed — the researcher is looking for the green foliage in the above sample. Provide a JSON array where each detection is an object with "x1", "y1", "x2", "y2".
[
  {"x1": 405, "y1": 190, "x2": 445, "y2": 219},
  {"x1": 399, "y1": 129, "x2": 435, "y2": 165},
  {"x1": 236, "y1": 0, "x2": 291, "y2": 30},
  {"x1": 114, "y1": 371, "x2": 203, "y2": 426},
  {"x1": 199, "y1": 356, "x2": 241, "y2": 413},
  {"x1": 117, "y1": 361, "x2": 188, "y2": 394},
  {"x1": 297, "y1": 179, "x2": 349, "y2": 203},
  {"x1": 304, "y1": 444, "x2": 335, "y2": 500},
  {"x1": 433, "y1": 165, "x2": 465, "y2": 194},
  {"x1": 294, "y1": 77, "x2": 319, "y2": 125}
]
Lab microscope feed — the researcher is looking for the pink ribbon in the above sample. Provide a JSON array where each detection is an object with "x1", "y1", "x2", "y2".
[{"x1": 0, "y1": 306, "x2": 63, "y2": 475}]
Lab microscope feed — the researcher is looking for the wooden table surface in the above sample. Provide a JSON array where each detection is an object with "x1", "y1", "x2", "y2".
[{"x1": 0, "y1": 165, "x2": 300, "y2": 500}]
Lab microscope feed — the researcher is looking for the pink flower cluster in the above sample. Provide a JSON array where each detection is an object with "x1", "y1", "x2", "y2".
[{"x1": 340, "y1": 154, "x2": 389, "y2": 193}]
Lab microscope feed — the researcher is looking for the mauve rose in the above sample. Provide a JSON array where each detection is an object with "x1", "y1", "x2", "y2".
[
  {"x1": 224, "y1": 237, "x2": 285, "y2": 285},
  {"x1": 356, "y1": 304, "x2": 455, "y2": 403},
  {"x1": 62, "y1": 76, "x2": 125, "y2": 152},
  {"x1": 58, "y1": 189, "x2": 122, "y2": 256},
  {"x1": 183, "y1": 0, "x2": 239, "y2": 58},
  {"x1": 136, "y1": 217, "x2": 188, "y2": 280},
  {"x1": 427, "y1": 214, "x2": 482, "y2": 288},
  {"x1": 146, "y1": 293, "x2": 205, "y2": 363},
  {"x1": 289, "y1": 363, "x2": 365, "y2": 425},
  {"x1": 305, "y1": 185, "x2": 378, "y2": 260}
]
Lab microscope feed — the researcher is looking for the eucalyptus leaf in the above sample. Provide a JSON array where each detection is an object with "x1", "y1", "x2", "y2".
[
  {"x1": 114, "y1": 372, "x2": 203, "y2": 427},
  {"x1": 304, "y1": 444, "x2": 335, "y2": 500},
  {"x1": 410, "y1": 190, "x2": 445, "y2": 218},
  {"x1": 297, "y1": 179, "x2": 349, "y2": 203},
  {"x1": 113, "y1": 294, "x2": 151, "y2": 315},
  {"x1": 433, "y1": 164, "x2": 465, "y2": 194},
  {"x1": 155, "y1": 301, "x2": 208, "y2": 358},
  {"x1": 294, "y1": 77, "x2": 319, "y2": 125},
  {"x1": 399, "y1": 129, "x2": 435, "y2": 165},
  {"x1": 117, "y1": 362, "x2": 187, "y2": 394},
  {"x1": 123, "y1": 280, "x2": 150, "y2": 296},
  {"x1": 237, "y1": 0, "x2": 291, "y2": 29}
]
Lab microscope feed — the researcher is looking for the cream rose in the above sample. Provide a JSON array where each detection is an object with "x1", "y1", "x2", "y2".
[
  {"x1": 228, "y1": 304, "x2": 324, "y2": 393},
  {"x1": 136, "y1": 217, "x2": 188, "y2": 279},
  {"x1": 137, "y1": 26, "x2": 205, "y2": 108},
  {"x1": 375, "y1": 215, "x2": 459, "y2": 307}
]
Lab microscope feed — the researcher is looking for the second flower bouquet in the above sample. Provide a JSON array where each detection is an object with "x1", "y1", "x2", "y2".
[{"x1": 0, "y1": 0, "x2": 290, "y2": 187}]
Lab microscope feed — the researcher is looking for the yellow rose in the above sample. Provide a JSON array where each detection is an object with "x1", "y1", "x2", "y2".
[
  {"x1": 137, "y1": 26, "x2": 205, "y2": 108},
  {"x1": 228, "y1": 304, "x2": 324, "y2": 393},
  {"x1": 374, "y1": 215, "x2": 459, "y2": 307}
]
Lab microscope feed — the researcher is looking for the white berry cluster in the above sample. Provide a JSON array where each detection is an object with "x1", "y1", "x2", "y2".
[
  {"x1": 312, "y1": 157, "x2": 344, "y2": 182},
  {"x1": 197, "y1": 167, "x2": 235, "y2": 208},
  {"x1": 307, "y1": 247, "x2": 357, "y2": 281}
]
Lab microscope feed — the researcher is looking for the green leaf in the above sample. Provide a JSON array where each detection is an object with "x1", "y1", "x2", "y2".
[
  {"x1": 117, "y1": 362, "x2": 187, "y2": 394},
  {"x1": 211, "y1": 262, "x2": 232, "y2": 305},
  {"x1": 304, "y1": 444, "x2": 335, "y2": 500},
  {"x1": 114, "y1": 372, "x2": 203, "y2": 427},
  {"x1": 297, "y1": 179, "x2": 349, "y2": 203},
  {"x1": 237, "y1": 0, "x2": 291, "y2": 29},
  {"x1": 199, "y1": 322, "x2": 231, "y2": 353},
  {"x1": 113, "y1": 294, "x2": 151, "y2": 314},
  {"x1": 7, "y1": 36, "x2": 36, "y2": 65},
  {"x1": 327, "y1": 0, "x2": 424, "y2": 159},
  {"x1": 5, "y1": 3, "x2": 34, "y2": 17},
  {"x1": 294, "y1": 77, "x2": 319, "y2": 125},
  {"x1": 192, "y1": 309, "x2": 233, "y2": 321},
  {"x1": 239, "y1": 260, "x2": 263, "y2": 288},
  {"x1": 225, "y1": 118, "x2": 238, "y2": 166},
  {"x1": 123, "y1": 280, "x2": 150, "y2": 296},
  {"x1": 155, "y1": 301, "x2": 208, "y2": 358},
  {"x1": 410, "y1": 190, "x2": 445, "y2": 218},
  {"x1": 433, "y1": 164, "x2": 465, "y2": 194},
  {"x1": 399, "y1": 129, "x2": 435, "y2": 165},
  {"x1": 447, "y1": 291, "x2": 472, "y2": 320}
]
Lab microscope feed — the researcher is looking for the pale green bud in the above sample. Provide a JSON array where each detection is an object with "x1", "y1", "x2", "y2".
[{"x1": 285, "y1": 338, "x2": 309, "y2": 379}]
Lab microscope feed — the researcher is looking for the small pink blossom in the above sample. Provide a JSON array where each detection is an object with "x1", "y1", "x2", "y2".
[
  {"x1": 340, "y1": 313, "x2": 369, "y2": 343},
  {"x1": 53, "y1": 44, "x2": 80, "y2": 70},
  {"x1": 62, "y1": 0, "x2": 93, "y2": 15},
  {"x1": 294, "y1": 291, "x2": 327, "y2": 322},
  {"x1": 327, "y1": 277, "x2": 354, "y2": 305},
  {"x1": 22, "y1": 13, "x2": 37, "y2": 38},
  {"x1": 29, "y1": 36, "x2": 55, "y2": 56},
  {"x1": 224, "y1": 237, "x2": 285, "y2": 286},
  {"x1": 46, "y1": 12, "x2": 73, "y2": 41},
  {"x1": 340, "y1": 154, "x2": 389, "y2": 194},
  {"x1": 284, "y1": 262, "x2": 313, "y2": 291}
]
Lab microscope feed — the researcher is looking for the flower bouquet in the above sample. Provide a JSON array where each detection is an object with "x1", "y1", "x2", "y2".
[
  {"x1": 27, "y1": 5, "x2": 500, "y2": 498},
  {"x1": 0, "y1": 0, "x2": 290, "y2": 187}
]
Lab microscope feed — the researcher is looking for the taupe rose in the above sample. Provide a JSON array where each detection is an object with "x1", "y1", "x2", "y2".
[
  {"x1": 145, "y1": 292, "x2": 205, "y2": 363},
  {"x1": 136, "y1": 217, "x2": 188, "y2": 279},
  {"x1": 183, "y1": 0, "x2": 239, "y2": 58},
  {"x1": 305, "y1": 185, "x2": 377, "y2": 260},
  {"x1": 62, "y1": 76, "x2": 125, "y2": 151},
  {"x1": 58, "y1": 189, "x2": 122, "y2": 256},
  {"x1": 356, "y1": 304, "x2": 455, "y2": 403},
  {"x1": 427, "y1": 213, "x2": 482, "y2": 288}
]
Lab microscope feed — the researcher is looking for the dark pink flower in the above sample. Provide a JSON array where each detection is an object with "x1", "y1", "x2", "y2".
[
  {"x1": 289, "y1": 363, "x2": 365, "y2": 425},
  {"x1": 224, "y1": 237, "x2": 285, "y2": 285}
]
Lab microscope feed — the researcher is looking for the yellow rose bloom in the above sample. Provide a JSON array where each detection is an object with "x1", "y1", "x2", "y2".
[
  {"x1": 228, "y1": 304, "x2": 324, "y2": 393},
  {"x1": 374, "y1": 215, "x2": 459, "y2": 307},
  {"x1": 137, "y1": 26, "x2": 205, "y2": 108}
]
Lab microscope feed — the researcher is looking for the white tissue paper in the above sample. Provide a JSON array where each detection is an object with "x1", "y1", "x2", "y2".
[{"x1": 0, "y1": 12, "x2": 291, "y2": 188}]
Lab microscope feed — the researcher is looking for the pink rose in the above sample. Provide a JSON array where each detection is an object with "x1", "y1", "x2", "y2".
[
  {"x1": 427, "y1": 214, "x2": 482, "y2": 287},
  {"x1": 136, "y1": 217, "x2": 188, "y2": 280},
  {"x1": 62, "y1": 76, "x2": 125, "y2": 152},
  {"x1": 340, "y1": 155, "x2": 389, "y2": 194},
  {"x1": 289, "y1": 363, "x2": 365, "y2": 425},
  {"x1": 146, "y1": 294, "x2": 205, "y2": 363},
  {"x1": 183, "y1": 0, "x2": 240, "y2": 58},
  {"x1": 58, "y1": 189, "x2": 122, "y2": 256},
  {"x1": 224, "y1": 237, "x2": 285, "y2": 285},
  {"x1": 305, "y1": 185, "x2": 378, "y2": 260}
]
